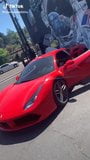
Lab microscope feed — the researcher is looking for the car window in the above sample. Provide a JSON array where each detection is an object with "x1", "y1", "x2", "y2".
[
  {"x1": 16, "y1": 56, "x2": 54, "y2": 84},
  {"x1": 1, "y1": 64, "x2": 9, "y2": 68}
]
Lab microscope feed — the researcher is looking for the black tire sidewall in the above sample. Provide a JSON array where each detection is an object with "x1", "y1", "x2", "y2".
[{"x1": 53, "y1": 78, "x2": 69, "y2": 107}]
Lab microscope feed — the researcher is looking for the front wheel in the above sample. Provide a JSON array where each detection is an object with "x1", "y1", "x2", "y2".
[
  {"x1": 53, "y1": 78, "x2": 69, "y2": 107},
  {"x1": 14, "y1": 64, "x2": 18, "y2": 68}
]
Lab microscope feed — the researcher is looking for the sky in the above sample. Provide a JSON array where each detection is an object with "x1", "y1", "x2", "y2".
[{"x1": 0, "y1": 0, "x2": 25, "y2": 35}]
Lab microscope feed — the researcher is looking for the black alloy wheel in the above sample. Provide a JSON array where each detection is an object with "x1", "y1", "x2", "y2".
[{"x1": 53, "y1": 78, "x2": 69, "y2": 107}]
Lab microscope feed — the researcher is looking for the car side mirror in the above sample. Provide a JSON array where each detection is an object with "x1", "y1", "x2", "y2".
[
  {"x1": 64, "y1": 60, "x2": 74, "y2": 69},
  {"x1": 16, "y1": 75, "x2": 19, "y2": 81}
]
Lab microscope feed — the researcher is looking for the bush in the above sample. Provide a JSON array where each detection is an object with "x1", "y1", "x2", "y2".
[{"x1": 0, "y1": 48, "x2": 9, "y2": 65}]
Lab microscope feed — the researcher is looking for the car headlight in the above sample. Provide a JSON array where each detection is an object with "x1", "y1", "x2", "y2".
[{"x1": 24, "y1": 84, "x2": 43, "y2": 110}]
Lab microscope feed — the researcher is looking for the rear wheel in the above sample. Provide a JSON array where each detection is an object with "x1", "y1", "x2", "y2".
[
  {"x1": 53, "y1": 78, "x2": 69, "y2": 107},
  {"x1": 0, "y1": 70, "x2": 4, "y2": 74}
]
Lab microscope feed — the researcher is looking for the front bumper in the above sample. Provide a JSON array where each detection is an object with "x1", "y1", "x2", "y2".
[
  {"x1": 0, "y1": 113, "x2": 41, "y2": 131},
  {"x1": 0, "y1": 84, "x2": 57, "y2": 131}
]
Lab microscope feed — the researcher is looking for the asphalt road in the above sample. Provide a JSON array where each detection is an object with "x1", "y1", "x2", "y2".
[
  {"x1": 0, "y1": 65, "x2": 90, "y2": 160},
  {"x1": 0, "y1": 62, "x2": 24, "y2": 90}
]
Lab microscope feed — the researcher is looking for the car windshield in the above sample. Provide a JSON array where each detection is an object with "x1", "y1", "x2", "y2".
[
  {"x1": 1, "y1": 64, "x2": 9, "y2": 68},
  {"x1": 16, "y1": 56, "x2": 54, "y2": 83}
]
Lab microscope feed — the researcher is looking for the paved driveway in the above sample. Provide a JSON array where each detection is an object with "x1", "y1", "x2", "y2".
[{"x1": 0, "y1": 66, "x2": 90, "y2": 160}]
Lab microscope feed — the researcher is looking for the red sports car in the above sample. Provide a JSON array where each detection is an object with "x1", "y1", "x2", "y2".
[{"x1": 0, "y1": 48, "x2": 90, "y2": 131}]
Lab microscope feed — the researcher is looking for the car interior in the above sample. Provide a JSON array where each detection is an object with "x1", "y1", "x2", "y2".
[{"x1": 56, "y1": 50, "x2": 72, "y2": 67}]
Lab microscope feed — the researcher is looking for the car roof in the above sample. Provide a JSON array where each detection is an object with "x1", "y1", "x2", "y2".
[
  {"x1": 35, "y1": 48, "x2": 66, "y2": 60},
  {"x1": 0, "y1": 63, "x2": 9, "y2": 67}
]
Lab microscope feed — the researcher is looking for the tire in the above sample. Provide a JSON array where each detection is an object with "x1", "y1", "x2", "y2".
[
  {"x1": 0, "y1": 70, "x2": 4, "y2": 74},
  {"x1": 68, "y1": 86, "x2": 74, "y2": 93},
  {"x1": 53, "y1": 78, "x2": 69, "y2": 107},
  {"x1": 14, "y1": 64, "x2": 18, "y2": 68}
]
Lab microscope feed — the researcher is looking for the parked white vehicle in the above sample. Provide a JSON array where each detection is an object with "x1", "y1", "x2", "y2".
[{"x1": 0, "y1": 61, "x2": 19, "y2": 74}]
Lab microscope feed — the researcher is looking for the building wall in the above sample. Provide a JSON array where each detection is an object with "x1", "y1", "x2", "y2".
[{"x1": 18, "y1": 0, "x2": 90, "y2": 51}]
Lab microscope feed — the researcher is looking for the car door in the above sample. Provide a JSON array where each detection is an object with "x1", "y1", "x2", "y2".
[
  {"x1": 72, "y1": 50, "x2": 90, "y2": 79},
  {"x1": 62, "y1": 51, "x2": 90, "y2": 87},
  {"x1": 8, "y1": 63, "x2": 14, "y2": 70},
  {"x1": 1, "y1": 64, "x2": 9, "y2": 72}
]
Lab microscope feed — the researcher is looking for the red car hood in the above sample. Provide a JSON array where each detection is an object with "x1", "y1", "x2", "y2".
[{"x1": 0, "y1": 77, "x2": 45, "y2": 120}]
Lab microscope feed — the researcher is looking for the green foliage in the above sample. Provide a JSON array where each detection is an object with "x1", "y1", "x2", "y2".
[
  {"x1": 0, "y1": 48, "x2": 9, "y2": 65},
  {"x1": 6, "y1": 44, "x2": 20, "y2": 54},
  {"x1": 6, "y1": 29, "x2": 20, "y2": 45},
  {"x1": 0, "y1": 28, "x2": 31, "y2": 64},
  {"x1": 0, "y1": 48, "x2": 8, "y2": 56},
  {"x1": 0, "y1": 37, "x2": 4, "y2": 48},
  {"x1": 0, "y1": 30, "x2": 22, "y2": 65},
  {"x1": 0, "y1": 30, "x2": 21, "y2": 50}
]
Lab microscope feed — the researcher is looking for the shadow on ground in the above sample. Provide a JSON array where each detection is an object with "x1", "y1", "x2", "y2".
[
  {"x1": 69, "y1": 79, "x2": 90, "y2": 102},
  {"x1": 0, "y1": 106, "x2": 64, "y2": 145}
]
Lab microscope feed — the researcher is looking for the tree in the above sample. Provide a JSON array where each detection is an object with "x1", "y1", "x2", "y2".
[
  {"x1": 0, "y1": 48, "x2": 9, "y2": 65},
  {"x1": 6, "y1": 29, "x2": 20, "y2": 45},
  {"x1": 0, "y1": 32, "x2": 6, "y2": 48},
  {"x1": 0, "y1": 37, "x2": 4, "y2": 48}
]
